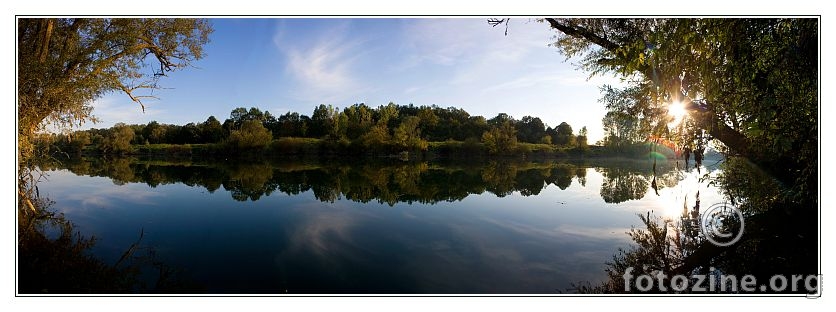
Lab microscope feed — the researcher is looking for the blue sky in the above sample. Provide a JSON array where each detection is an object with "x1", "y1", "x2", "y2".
[{"x1": 88, "y1": 18, "x2": 622, "y2": 142}]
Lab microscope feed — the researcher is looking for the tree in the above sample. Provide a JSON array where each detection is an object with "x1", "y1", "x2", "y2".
[
  {"x1": 599, "y1": 167, "x2": 649, "y2": 204},
  {"x1": 554, "y1": 122, "x2": 575, "y2": 146},
  {"x1": 226, "y1": 119, "x2": 273, "y2": 150},
  {"x1": 67, "y1": 131, "x2": 91, "y2": 154},
  {"x1": 488, "y1": 113, "x2": 515, "y2": 127},
  {"x1": 263, "y1": 110, "x2": 277, "y2": 135},
  {"x1": 577, "y1": 126, "x2": 589, "y2": 150},
  {"x1": 538, "y1": 18, "x2": 816, "y2": 195},
  {"x1": 229, "y1": 107, "x2": 249, "y2": 127},
  {"x1": 276, "y1": 112, "x2": 307, "y2": 137},
  {"x1": 343, "y1": 103, "x2": 374, "y2": 140},
  {"x1": 180, "y1": 122, "x2": 201, "y2": 144},
  {"x1": 310, "y1": 104, "x2": 339, "y2": 138},
  {"x1": 417, "y1": 106, "x2": 440, "y2": 139},
  {"x1": 393, "y1": 116, "x2": 427, "y2": 151},
  {"x1": 46, "y1": 131, "x2": 91, "y2": 156},
  {"x1": 360, "y1": 124, "x2": 391, "y2": 153},
  {"x1": 100, "y1": 123, "x2": 135, "y2": 154},
  {"x1": 601, "y1": 111, "x2": 644, "y2": 150},
  {"x1": 227, "y1": 107, "x2": 268, "y2": 130},
  {"x1": 522, "y1": 17, "x2": 818, "y2": 287},
  {"x1": 516, "y1": 116, "x2": 546, "y2": 144},
  {"x1": 463, "y1": 116, "x2": 489, "y2": 141},
  {"x1": 376, "y1": 102, "x2": 400, "y2": 129},
  {"x1": 200, "y1": 116, "x2": 224, "y2": 143},
  {"x1": 18, "y1": 18, "x2": 212, "y2": 160},
  {"x1": 482, "y1": 121, "x2": 518, "y2": 155}
]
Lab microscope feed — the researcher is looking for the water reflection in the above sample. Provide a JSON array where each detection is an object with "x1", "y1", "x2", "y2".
[
  {"x1": 37, "y1": 157, "x2": 686, "y2": 205},
  {"x1": 18, "y1": 195, "x2": 200, "y2": 293},
  {"x1": 599, "y1": 167, "x2": 649, "y2": 204},
  {"x1": 30, "y1": 156, "x2": 722, "y2": 293}
]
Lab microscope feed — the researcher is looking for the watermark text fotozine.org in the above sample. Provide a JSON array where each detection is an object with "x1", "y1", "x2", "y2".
[
  {"x1": 622, "y1": 202, "x2": 821, "y2": 297},
  {"x1": 623, "y1": 267, "x2": 822, "y2": 296}
]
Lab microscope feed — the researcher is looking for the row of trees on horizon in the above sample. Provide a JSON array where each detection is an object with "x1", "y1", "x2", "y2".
[{"x1": 36, "y1": 103, "x2": 595, "y2": 156}]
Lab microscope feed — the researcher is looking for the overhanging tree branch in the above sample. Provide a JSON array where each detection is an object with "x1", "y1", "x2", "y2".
[
  {"x1": 544, "y1": 18, "x2": 620, "y2": 52},
  {"x1": 543, "y1": 18, "x2": 768, "y2": 179}
]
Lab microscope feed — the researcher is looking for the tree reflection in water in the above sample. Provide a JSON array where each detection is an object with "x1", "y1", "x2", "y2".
[
  {"x1": 18, "y1": 192, "x2": 202, "y2": 293},
  {"x1": 32, "y1": 156, "x2": 808, "y2": 294},
  {"x1": 31, "y1": 156, "x2": 634, "y2": 293},
  {"x1": 36, "y1": 157, "x2": 661, "y2": 205},
  {"x1": 575, "y1": 157, "x2": 816, "y2": 294}
]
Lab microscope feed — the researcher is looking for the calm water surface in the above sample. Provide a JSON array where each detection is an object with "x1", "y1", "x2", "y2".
[{"x1": 36, "y1": 158, "x2": 722, "y2": 293}]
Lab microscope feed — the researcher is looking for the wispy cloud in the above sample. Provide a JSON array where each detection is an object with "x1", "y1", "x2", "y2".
[
  {"x1": 88, "y1": 95, "x2": 164, "y2": 128},
  {"x1": 398, "y1": 19, "x2": 483, "y2": 68},
  {"x1": 553, "y1": 223, "x2": 632, "y2": 242},
  {"x1": 404, "y1": 86, "x2": 422, "y2": 94},
  {"x1": 399, "y1": 19, "x2": 553, "y2": 84},
  {"x1": 42, "y1": 172, "x2": 165, "y2": 215},
  {"x1": 481, "y1": 74, "x2": 564, "y2": 94},
  {"x1": 286, "y1": 45, "x2": 355, "y2": 93},
  {"x1": 480, "y1": 69, "x2": 623, "y2": 97},
  {"x1": 275, "y1": 21, "x2": 371, "y2": 104}
]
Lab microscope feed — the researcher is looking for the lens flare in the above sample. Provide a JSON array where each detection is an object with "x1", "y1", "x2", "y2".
[{"x1": 668, "y1": 101, "x2": 687, "y2": 123}]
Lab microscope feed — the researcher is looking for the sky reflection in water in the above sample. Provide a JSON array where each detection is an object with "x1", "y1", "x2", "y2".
[{"x1": 37, "y1": 160, "x2": 723, "y2": 294}]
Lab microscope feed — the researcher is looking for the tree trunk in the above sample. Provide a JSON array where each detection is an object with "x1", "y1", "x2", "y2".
[
  {"x1": 37, "y1": 19, "x2": 54, "y2": 63},
  {"x1": 543, "y1": 18, "x2": 794, "y2": 186}
]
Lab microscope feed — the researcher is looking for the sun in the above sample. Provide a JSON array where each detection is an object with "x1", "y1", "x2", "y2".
[{"x1": 667, "y1": 101, "x2": 687, "y2": 123}]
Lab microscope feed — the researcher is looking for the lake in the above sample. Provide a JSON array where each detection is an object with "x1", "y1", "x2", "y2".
[{"x1": 33, "y1": 157, "x2": 723, "y2": 294}]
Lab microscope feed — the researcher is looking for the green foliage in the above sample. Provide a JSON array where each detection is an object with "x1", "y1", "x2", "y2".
[
  {"x1": 540, "y1": 18, "x2": 818, "y2": 292},
  {"x1": 359, "y1": 124, "x2": 392, "y2": 154},
  {"x1": 598, "y1": 167, "x2": 650, "y2": 204},
  {"x1": 226, "y1": 120, "x2": 273, "y2": 150},
  {"x1": 34, "y1": 131, "x2": 92, "y2": 156},
  {"x1": 376, "y1": 102, "x2": 400, "y2": 128},
  {"x1": 310, "y1": 104, "x2": 340, "y2": 138},
  {"x1": 269, "y1": 137, "x2": 321, "y2": 155},
  {"x1": 516, "y1": 116, "x2": 547, "y2": 143},
  {"x1": 99, "y1": 123, "x2": 135, "y2": 154},
  {"x1": 227, "y1": 107, "x2": 270, "y2": 130},
  {"x1": 135, "y1": 143, "x2": 197, "y2": 157},
  {"x1": 576, "y1": 126, "x2": 589, "y2": 150},
  {"x1": 342, "y1": 103, "x2": 375, "y2": 140},
  {"x1": 275, "y1": 112, "x2": 309, "y2": 137},
  {"x1": 18, "y1": 18, "x2": 212, "y2": 162},
  {"x1": 393, "y1": 116, "x2": 428, "y2": 151},
  {"x1": 539, "y1": 135, "x2": 552, "y2": 145},
  {"x1": 41, "y1": 156, "x2": 629, "y2": 206},
  {"x1": 554, "y1": 122, "x2": 575, "y2": 146},
  {"x1": 482, "y1": 121, "x2": 518, "y2": 155},
  {"x1": 200, "y1": 116, "x2": 224, "y2": 143},
  {"x1": 14, "y1": 20, "x2": 204, "y2": 293},
  {"x1": 544, "y1": 18, "x2": 817, "y2": 200},
  {"x1": 67, "y1": 131, "x2": 92, "y2": 154},
  {"x1": 40, "y1": 104, "x2": 598, "y2": 159},
  {"x1": 427, "y1": 138, "x2": 486, "y2": 158}
]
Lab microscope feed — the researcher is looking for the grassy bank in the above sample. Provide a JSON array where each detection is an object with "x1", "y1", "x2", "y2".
[{"x1": 73, "y1": 138, "x2": 677, "y2": 161}]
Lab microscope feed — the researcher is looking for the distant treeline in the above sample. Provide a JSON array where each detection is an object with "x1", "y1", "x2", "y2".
[{"x1": 35, "y1": 103, "x2": 675, "y2": 159}]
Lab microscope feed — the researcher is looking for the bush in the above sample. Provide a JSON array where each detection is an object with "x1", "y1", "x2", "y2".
[
  {"x1": 482, "y1": 122, "x2": 518, "y2": 155},
  {"x1": 226, "y1": 120, "x2": 272, "y2": 150},
  {"x1": 270, "y1": 137, "x2": 321, "y2": 155},
  {"x1": 99, "y1": 123, "x2": 135, "y2": 155}
]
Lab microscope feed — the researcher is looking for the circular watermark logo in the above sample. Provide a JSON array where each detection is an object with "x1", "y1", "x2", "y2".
[{"x1": 700, "y1": 202, "x2": 745, "y2": 247}]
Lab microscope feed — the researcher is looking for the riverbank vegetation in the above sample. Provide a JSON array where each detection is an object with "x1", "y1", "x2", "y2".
[
  {"x1": 524, "y1": 18, "x2": 818, "y2": 293},
  {"x1": 35, "y1": 104, "x2": 661, "y2": 160}
]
